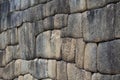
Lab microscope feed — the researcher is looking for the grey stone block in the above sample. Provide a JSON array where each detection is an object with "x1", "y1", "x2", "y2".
[
  {"x1": 83, "y1": 4, "x2": 115, "y2": 42},
  {"x1": 62, "y1": 13, "x2": 83, "y2": 38},
  {"x1": 61, "y1": 38, "x2": 76, "y2": 62},
  {"x1": 97, "y1": 40, "x2": 120, "y2": 74},
  {"x1": 84, "y1": 43, "x2": 97, "y2": 72}
]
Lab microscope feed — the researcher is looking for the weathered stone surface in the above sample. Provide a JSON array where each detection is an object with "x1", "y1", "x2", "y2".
[
  {"x1": 67, "y1": 63, "x2": 91, "y2": 80},
  {"x1": 97, "y1": 40, "x2": 120, "y2": 74},
  {"x1": 23, "y1": 4, "x2": 43, "y2": 22},
  {"x1": 18, "y1": 76, "x2": 24, "y2": 80},
  {"x1": 0, "y1": 68, "x2": 3, "y2": 78},
  {"x1": 83, "y1": 4, "x2": 115, "y2": 42},
  {"x1": 18, "y1": 23, "x2": 35, "y2": 59},
  {"x1": 75, "y1": 39, "x2": 85, "y2": 68},
  {"x1": 9, "y1": 0, "x2": 21, "y2": 12},
  {"x1": 43, "y1": 17, "x2": 54, "y2": 30},
  {"x1": 3, "y1": 61, "x2": 15, "y2": 80},
  {"x1": 21, "y1": 0, "x2": 30, "y2": 10},
  {"x1": 0, "y1": 32, "x2": 7, "y2": 49},
  {"x1": 115, "y1": 2, "x2": 120, "y2": 38},
  {"x1": 42, "y1": 79, "x2": 52, "y2": 80},
  {"x1": 57, "y1": 61, "x2": 67, "y2": 80},
  {"x1": 36, "y1": 30, "x2": 61, "y2": 59},
  {"x1": 112, "y1": 74, "x2": 120, "y2": 80},
  {"x1": 62, "y1": 38, "x2": 76, "y2": 62},
  {"x1": 24, "y1": 74, "x2": 34, "y2": 80},
  {"x1": 62, "y1": 13, "x2": 83, "y2": 38},
  {"x1": 84, "y1": 43, "x2": 97, "y2": 72},
  {"x1": 69, "y1": 0, "x2": 86, "y2": 13},
  {"x1": 14, "y1": 59, "x2": 29, "y2": 76},
  {"x1": 29, "y1": 59, "x2": 48, "y2": 79},
  {"x1": 92, "y1": 73, "x2": 112, "y2": 80},
  {"x1": 34, "y1": 20, "x2": 44, "y2": 36},
  {"x1": 54, "y1": 14, "x2": 68, "y2": 29},
  {"x1": 48, "y1": 60, "x2": 57, "y2": 79},
  {"x1": 30, "y1": 0, "x2": 39, "y2": 6},
  {"x1": 10, "y1": 11, "x2": 23, "y2": 28},
  {"x1": 7, "y1": 28, "x2": 18, "y2": 45},
  {"x1": 0, "y1": 50, "x2": 6, "y2": 67}
]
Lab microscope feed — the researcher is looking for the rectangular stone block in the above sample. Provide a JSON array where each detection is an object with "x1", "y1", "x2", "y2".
[
  {"x1": 57, "y1": 61, "x2": 67, "y2": 80},
  {"x1": 83, "y1": 4, "x2": 115, "y2": 42},
  {"x1": 84, "y1": 43, "x2": 97, "y2": 72},
  {"x1": 69, "y1": 0, "x2": 86, "y2": 13},
  {"x1": 62, "y1": 13, "x2": 83, "y2": 38},
  {"x1": 36, "y1": 30, "x2": 61, "y2": 59},
  {"x1": 97, "y1": 40, "x2": 120, "y2": 74},
  {"x1": 62, "y1": 38, "x2": 76, "y2": 62},
  {"x1": 54, "y1": 14, "x2": 68, "y2": 29},
  {"x1": 75, "y1": 39, "x2": 85, "y2": 68},
  {"x1": 18, "y1": 23, "x2": 35, "y2": 59}
]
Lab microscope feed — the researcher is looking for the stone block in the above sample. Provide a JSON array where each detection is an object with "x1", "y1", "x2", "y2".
[
  {"x1": 57, "y1": 61, "x2": 67, "y2": 80},
  {"x1": 18, "y1": 23, "x2": 35, "y2": 59},
  {"x1": 62, "y1": 13, "x2": 83, "y2": 38},
  {"x1": 61, "y1": 38, "x2": 76, "y2": 62},
  {"x1": 0, "y1": 32, "x2": 7, "y2": 49},
  {"x1": 43, "y1": 17, "x2": 54, "y2": 30},
  {"x1": 67, "y1": 63, "x2": 91, "y2": 80},
  {"x1": 69, "y1": 0, "x2": 86, "y2": 13},
  {"x1": 92, "y1": 73, "x2": 112, "y2": 80},
  {"x1": 75, "y1": 39, "x2": 85, "y2": 68},
  {"x1": 36, "y1": 30, "x2": 61, "y2": 59},
  {"x1": 54, "y1": 14, "x2": 68, "y2": 29},
  {"x1": 21, "y1": 0, "x2": 30, "y2": 10},
  {"x1": 97, "y1": 40, "x2": 120, "y2": 74},
  {"x1": 18, "y1": 76, "x2": 24, "y2": 80},
  {"x1": 24, "y1": 74, "x2": 34, "y2": 80},
  {"x1": 83, "y1": 4, "x2": 115, "y2": 42},
  {"x1": 84, "y1": 43, "x2": 97, "y2": 72}
]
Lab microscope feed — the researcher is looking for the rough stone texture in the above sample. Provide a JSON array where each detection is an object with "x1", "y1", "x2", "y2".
[
  {"x1": 75, "y1": 39, "x2": 85, "y2": 68},
  {"x1": 83, "y1": 4, "x2": 115, "y2": 42},
  {"x1": 54, "y1": 14, "x2": 68, "y2": 29},
  {"x1": 97, "y1": 40, "x2": 120, "y2": 74},
  {"x1": 92, "y1": 73, "x2": 112, "y2": 80},
  {"x1": 115, "y1": 2, "x2": 120, "y2": 38},
  {"x1": 36, "y1": 30, "x2": 61, "y2": 59},
  {"x1": 57, "y1": 61, "x2": 67, "y2": 80},
  {"x1": 67, "y1": 63, "x2": 91, "y2": 80},
  {"x1": 69, "y1": 0, "x2": 86, "y2": 13},
  {"x1": 62, "y1": 38, "x2": 76, "y2": 62},
  {"x1": 62, "y1": 13, "x2": 83, "y2": 38},
  {"x1": 0, "y1": 0, "x2": 120, "y2": 80},
  {"x1": 18, "y1": 23, "x2": 35, "y2": 59},
  {"x1": 84, "y1": 43, "x2": 97, "y2": 72}
]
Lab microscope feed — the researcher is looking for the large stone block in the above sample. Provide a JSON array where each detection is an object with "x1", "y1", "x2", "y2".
[
  {"x1": 62, "y1": 13, "x2": 83, "y2": 38},
  {"x1": 115, "y1": 2, "x2": 120, "y2": 38},
  {"x1": 36, "y1": 30, "x2": 61, "y2": 59},
  {"x1": 18, "y1": 23, "x2": 35, "y2": 59},
  {"x1": 84, "y1": 43, "x2": 97, "y2": 72},
  {"x1": 92, "y1": 73, "x2": 112, "y2": 80},
  {"x1": 75, "y1": 39, "x2": 85, "y2": 68},
  {"x1": 83, "y1": 4, "x2": 115, "y2": 42},
  {"x1": 54, "y1": 14, "x2": 68, "y2": 29},
  {"x1": 97, "y1": 40, "x2": 120, "y2": 74},
  {"x1": 61, "y1": 38, "x2": 76, "y2": 62},
  {"x1": 57, "y1": 61, "x2": 67, "y2": 80},
  {"x1": 69, "y1": 0, "x2": 86, "y2": 13}
]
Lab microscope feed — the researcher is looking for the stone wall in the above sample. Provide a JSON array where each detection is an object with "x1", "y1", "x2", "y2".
[{"x1": 0, "y1": 0, "x2": 120, "y2": 80}]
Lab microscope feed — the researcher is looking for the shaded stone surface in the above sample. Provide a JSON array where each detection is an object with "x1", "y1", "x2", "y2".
[
  {"x1": 97, "y1": 40, "x2": 120, "y2": 74},
  {"x1": 83, "y1": 4, "x2": 115, "y2": 42}
]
